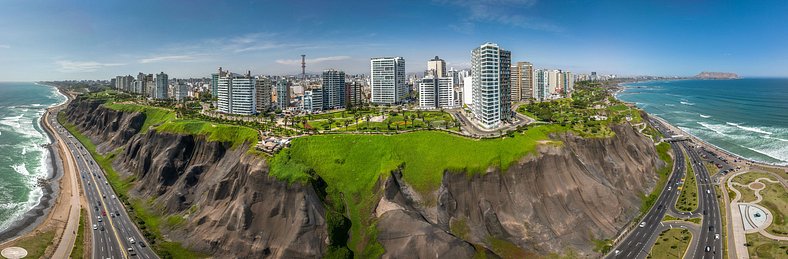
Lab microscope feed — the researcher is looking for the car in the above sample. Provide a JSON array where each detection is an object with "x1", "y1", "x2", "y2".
[
  {"x1": 614, "y1": 249, "x2": 620, "y2": 255},
  {"x1": 128, "y1": 247, "x2": 136, "y2": 256},
  {"x1": 116, "y1": 211, "x2": 120, "y2": 216},
  {"x1": 715, "y1": 233, "x2": 720, "y2": 239},
  {"x1": 102, "y1": 211, "x2": 106, "y2": 216},
  {"x1": 102, "y1": 194, "x2": 106, "y2": 198},
  {"x1": 94, "y1": 205, "x2": 98, "y2": 211},
  {"x1": 668, "y1": 186, "x2": 672, "y2": 191},
  {"x1": 139, "y1": 241, "x2": 146, "y2": 247},
  {"x1": 639, "y1": 222, "x2": 646, "y2": 228},
  {"x1": 100, "y1": 225, "x2": 105, "y2": 231},
  {"x1": 129, "y1": 237, "x2": 135, "y2": 244},
  {"x1": 706, "y1": 190, "x2": 710, "y2": 194},
  {"x1": 705, "y1": 246, "x2": 711, "y2": 252},
  {"x1": 112, "y1": 195, "x2": 116, "y2": 199},
  {"x1": 709, "y1": 226, "x2": 714, "y2": 231},
  {"x1": 97, "y1": 216, "x2": 102, "y2": 222},
  {"x1": 93, "y1": 224, "x2": 97, "y2": 230}
]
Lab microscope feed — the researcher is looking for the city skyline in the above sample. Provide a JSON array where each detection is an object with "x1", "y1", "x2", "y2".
[{"x1": 1, "y1": 0, "x2": 788, "y2": 81}]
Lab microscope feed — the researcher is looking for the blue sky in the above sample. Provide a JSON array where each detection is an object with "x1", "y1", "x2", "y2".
[{"x1": 0, "y1": 0, "x2": 786, "y2": 81}]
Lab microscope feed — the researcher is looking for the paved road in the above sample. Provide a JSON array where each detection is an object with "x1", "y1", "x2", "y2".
[
  {"x1": 44, "y1": 108, "x2": 81, "y2": 259},
  {"x1": 49, "y1": 115, "x2": 157, "y2": 259},
  {"x1": 682, "y1": 142, "x2": 724, "y2": 259},
  {"x1": 607, "y1": 140, "x2": 687, "y2": 259}
]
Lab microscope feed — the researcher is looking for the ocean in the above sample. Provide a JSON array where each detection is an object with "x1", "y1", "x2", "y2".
[
  {"x1": 0, "y1": 82, "x2": 66, "y2": 232},
  {"x1": 618, "y1": 78, "x2": 788, "y2": 165}
]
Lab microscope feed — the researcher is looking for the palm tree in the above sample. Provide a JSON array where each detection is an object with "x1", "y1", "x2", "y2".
[
  {"x1": 365, "y1": 115, "x2": 371, "y2": 129},
  {"x1": 326, "y1": 117, "x2": 335, "y2": 130}
]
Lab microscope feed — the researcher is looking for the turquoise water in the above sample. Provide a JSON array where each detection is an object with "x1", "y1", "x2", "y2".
[
  {"x1": 0, "y1": 82, "x2": 66, "y2": 231},
  {"x1": 618, "y1": 78, "x2": 788, "y2": 165}
]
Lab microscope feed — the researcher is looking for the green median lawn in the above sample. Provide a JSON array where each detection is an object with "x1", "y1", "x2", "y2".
[
  {"x1": 649, "y1": 229, "x2": 691, "y2": 259},
  {"x1": 270, "y1": 124, "x2": 565, "y2": 256},
  {"x1": 676, "y1": 151, "x2": 698, "y2": 212}
]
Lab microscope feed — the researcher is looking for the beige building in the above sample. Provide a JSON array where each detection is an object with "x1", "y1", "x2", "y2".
[
  {"x1": 511, "y1": 62, "x2": 533, "y2": 102},
  {"x1": 426, "y1": 56, "x2": 446, "y2": 77}
]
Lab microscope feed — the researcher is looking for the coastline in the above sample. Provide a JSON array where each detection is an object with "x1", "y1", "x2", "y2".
[
  {"x1": 0, "y1": 85, "x2": 70, "y2": 244},
  {"x1": 615, "y1": 81, "x2": 788, "y2": 171}
]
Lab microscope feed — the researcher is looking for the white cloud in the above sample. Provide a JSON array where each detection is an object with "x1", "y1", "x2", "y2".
[
  {"x1": 139, "y1": 55, "x2": 197, "y2": 63},
  {"x1": 0, "y1": 44, "x2": 9, "y2": 49},
  {"x1": 437, "y1": 0, "x2": 562, "y2": 32},
  {"x1": 275, "y1": 56, "x2": 351, "y2": 65},
  {"x1": 55, "y1": 60, "x2": 125, "y2": 73}
]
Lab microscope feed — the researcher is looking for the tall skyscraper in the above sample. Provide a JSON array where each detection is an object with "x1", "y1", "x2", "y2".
[
  {"x1": 370, "y1": 57, "x2": 406, "y2": 105},
  {"x1": 471, "y1": 42, "x2": 511, "y2": 129},
  {"x1": 322, "y1": 69, "x2": 346, "y2": 110},
  {"x1": 255, "y1": 76, "x2": 273, "y2": 113},
  {"x1": 511, "y1": 62, "x2": 533, "y2": 101},
  {"x1": 427, "y1": 56, "x2": 446, "y2": 77},
  {"x1": 217, "y1": 70, "x2": 257, "y2": 115},
  {"x1": 562, "y1": 71, "x2": 574, "y2": 96},
  {"x1": 276, "y1": 78, "x2": 290, "y2": 110},
  {"x1": 211, "y1": 67, "x2": 226, "y2": 98},
  {"x1": 155, "y1": 72, "x2": 169, "y2": 99},
  {"x1": 532, "y1": 69, "x2": 549, "y2": 102}
]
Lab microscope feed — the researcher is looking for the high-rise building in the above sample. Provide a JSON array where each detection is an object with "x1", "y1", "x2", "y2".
[
  {"x1": 217, "y1": 70, "x2": 257, "y2": 115},
  {"x1": 532, "y1": 69, "x2": 549, "y2": 101},
  {"x1": 471, "y1": 42, "x2": 511, "y2": 129},
  {"x1": 370, "y1": 57, "x2": 406, "y2": 105},
  {"x1": 345, "y1": 81, "x2": 364, "y2": 108},
  {"x1": 322, "y1": 69, "x2": 345, "y2": 110},
  {"x1": 562, "y1": 71, "x2": 574, "y2": 96},
  {"x1": 418, "y1": 75, "x2": 456, "y2": 109},
  {"x1": 462, "y1": 76, "x2": 472, "y2": 106},
  {"x1": 174, "y1": 80, "x2": 189, "y2": 101},
  {"x1": 211, "y1": 67, "x2": 226, "y2": 98},
  {"x1": 255, "y1": 76, "x2": 273, "y2": 113},
  {"x1": 276, "y1": 78, "x2": 290, "y2": 110},
  {"x1": 511, "y1": 62, "x2": 533, "y2": 102},
  {"x1": 426, "y1": 56, "x2": 446, "y2": 77},
  {"x1": 154, "y1": 72, "x2": 169, "y2": 99},
  {"x1": 303, "y1": 88, "x2": 323, "y2": 113}
]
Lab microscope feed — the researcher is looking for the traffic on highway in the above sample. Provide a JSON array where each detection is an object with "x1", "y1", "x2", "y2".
[{"x1": 50, "y1": 113, "x2": 157, "y2": 259}]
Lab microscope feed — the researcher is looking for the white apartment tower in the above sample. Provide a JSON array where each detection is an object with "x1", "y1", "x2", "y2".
[
  {"x1": 370, "y1": 57, "x2": 406, "y2": 105},
  {"x1": 471, "y1": 42, "x2": 511, "y2": 129},
  {"x1": 217, "y1": 70, "x2": 257, "y2": 115}
]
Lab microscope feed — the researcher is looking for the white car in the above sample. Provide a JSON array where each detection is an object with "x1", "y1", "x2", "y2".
[
  {"x1": 639, "y1": 222, "x2": 646, "y2": 228},
  {"x1": 715, "y1": 234, "x2": 720, "y2": 239},
  {"x1": 93, "y1": 224, "x2": 97, "y2": 230},
  {"x1": 128, "y1": 237, "x2": 135, "y2": 244}
]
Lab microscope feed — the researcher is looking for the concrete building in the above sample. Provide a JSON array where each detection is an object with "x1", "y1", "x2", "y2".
[
  {"x1": 532, "y1": 69, "x2": 549, "y2": 101},
  {"x1": 276, "y1": 78, "x2": 290, "y2": 110},
  {"x1": 462, "y1": 76, "x2": 472, "y2": 106},
  {"x1": 154, "y1": 72, "x2": 169, "y2": 99},
  {"x1": 418, "y1": 75, "x2": 456, "y2": 109},
  {"x1": 255, "y1": 76, "x2": 273, "y2": 113},
  {"x1": 471, "y1": 42, "x2": 511, "y2": 129},
  {"x1": 303, "y1": 88, "x2": 323, "y2": 113},
  {"x1": 217, "y1": 70, "x2": 257, "y2": 115},
  {"x1": 174, "y1": 80, "x2": 189, "y2": 101},
  {"x1": 345, "y1": 81, "x2": 364, "y2": 108},
  {"x1": 562, "y1": 71, "x2": 574, "y2": 96},
  {"x1": 511, "y1": 62, "x2": 533, "y2": 102},
  {"x1": 370, "y1": 57, "x2": 406, "y2": 105},
  {"x1": 211, "y1": 67, "x2": 226, "y2": 99},
  {"x1": 426, "y1": 56, "x2": 446, "y2": 77},
  {"x1": 322, "y1": 69, "x2": 345, "y2": 110},
  {"x1": 547, "y1": 69, "x2": 561, "y2": 97}
]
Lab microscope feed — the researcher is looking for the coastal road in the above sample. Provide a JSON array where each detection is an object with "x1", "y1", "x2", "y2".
[
  {"x1": 607, "y1": 141, "x2": 688, "y2": 259},
  {"x1": 49, "y1": 114, "x2": 157, "y2": 259},
  {"x1": 682, "y1": 142, "x2": 724, "y2": 259}
]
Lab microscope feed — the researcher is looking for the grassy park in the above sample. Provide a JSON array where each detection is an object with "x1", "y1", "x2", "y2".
[
  {"x1": 648, "y1": 229, "x2": 691, "y2": 259},
  {"x1": 745, "y1": 233, "x2": 788, "y2": 258},
  {"x1": 676, "y1": 152, "x2": 699, "y2": 212}
]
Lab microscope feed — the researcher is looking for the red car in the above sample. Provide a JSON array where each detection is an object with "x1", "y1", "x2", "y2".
[{"x1": 102, "y1": 211, "x2": 106, "y2": 216}]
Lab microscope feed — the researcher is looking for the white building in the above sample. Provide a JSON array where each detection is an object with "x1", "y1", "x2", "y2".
[
  {"x1": 303, "y1": 88, "x2": 323, "y2": 113},
  {"x1": 471, "y1": 42, "x2": 511, "y2": 129},
  {"x1": 533, "y1": 69, "x2": 549, "y2": 102},
  {"x1": 462, "y1": 76, "x2": 472, "y2": 107},
  {"x1": 218, "y1": 71, "x2": 257, "y2": 115},
  {"x1": 370, "y1": 57, "x2": 406, "y2": 105},
  {"x1": 174, "y1": 81, "x2": 189, "y2": 101}
]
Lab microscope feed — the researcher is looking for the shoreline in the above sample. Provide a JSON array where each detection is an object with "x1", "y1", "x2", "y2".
[
  {"x1": 0, "y1": 85, "x2": 70, "y2": 244},
  {"x1": 615, "y1": 81, "x2": 788, "y2": 171}
]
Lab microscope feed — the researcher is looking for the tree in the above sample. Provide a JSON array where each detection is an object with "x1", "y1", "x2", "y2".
[
  {"x1": 327, "y1": 118, "x2": 335, "y2": 130},
  {"x1": 365, "y1": 115, "x2": 371, "y2": 129}
]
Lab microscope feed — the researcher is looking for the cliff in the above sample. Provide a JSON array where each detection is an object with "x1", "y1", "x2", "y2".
[
  {"x1": 64, "y1": 97, "x2": 662, "y2": 258},
  {"x1": 64, "y1": 98, "x2": 328, "y2": 258},
  {"x1": 375, "y1": 125, "x2": 660, "y2": 257},
  {"x1": 695, "y1": 71, "x2": 739, "y2": 79}
]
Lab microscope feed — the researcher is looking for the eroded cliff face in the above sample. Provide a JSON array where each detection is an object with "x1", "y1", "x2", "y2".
[
  {"x1": 375, "y1": 125, "x2": 660, "y2": 257},
  {"x1": 64, "y1": 100, "x2": 327, "y2": 258}
]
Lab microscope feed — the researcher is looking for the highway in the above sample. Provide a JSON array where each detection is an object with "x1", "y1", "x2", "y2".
[
  {"x1": 607, "y1": 140, "x2": 688, "y2": 259},
  {"x1": 682, "y1": 141, "x2": 724, "y2": 259},
  {"x1": 49, "y1": 114, "x2": 157, "y2": 259}
]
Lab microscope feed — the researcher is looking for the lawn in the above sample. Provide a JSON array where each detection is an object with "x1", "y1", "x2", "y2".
[
  {"x1": 2, "y1": 230, "x2": 55, "y2": 259},
  {"x1": 156, "y1": 119, "x2": 259, "y2": 148},
  {"x1": 732, "y1": 172, "x2": 777, "y2": 186},
  {"x1": 270, "y1": 124, "x2": 565, "y2": 256},
  {"x1": 297, "y1": 110, "x2": 457, "y2": 132},
  {"x1": 662, "y1": 214, "x2": 701, "y2": 224},
  {"x1": 716, "y1": 185, "x2": 729, "y2": 258},
  {"x1": 676, "y1": 151, "x2": 699, "y2": 212},
  {"x1": 70, "y1": 208, "x2": 87, "y2": 259},
  {"x1": 103, "y1": 103, "x2": 176, "y2": 134},
  {"x1": 649, "y1": 229, "x2": 692, "y2": 259},
  {"x1": 705, "y1": 162, "x2": 720, "y2": 176},
  {"x1": 745, "y1": 233, "x2": 788, "y2": 258},
  {"x1": 759, "y1": 181, "x2": 788, "y2": 236}
]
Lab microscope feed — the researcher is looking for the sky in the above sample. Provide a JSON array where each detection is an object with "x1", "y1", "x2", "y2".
[{"x1": 0, "y1": 0, "x2": 787, "y2": 81}]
